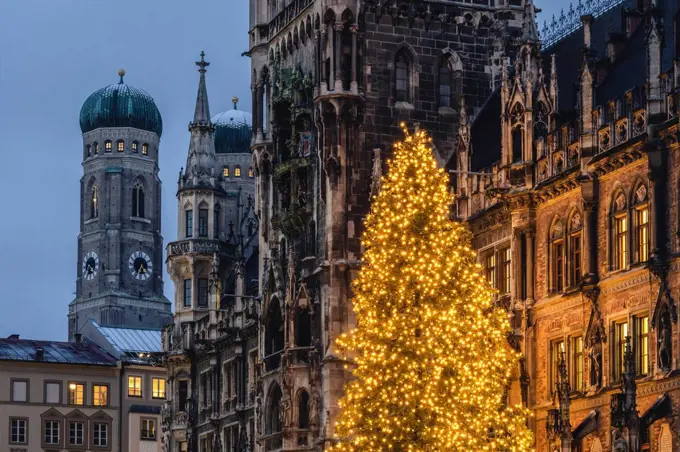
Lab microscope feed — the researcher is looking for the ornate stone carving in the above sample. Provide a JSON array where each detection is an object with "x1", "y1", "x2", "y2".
[{"x1": 658, "y1": 314, "x2": 672, "y2": 371}]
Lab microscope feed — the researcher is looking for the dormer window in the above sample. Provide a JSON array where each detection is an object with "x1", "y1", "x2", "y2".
[
  {"x1": 104, "y1": 141, "x2": 112, "y2": 153},
  {"x1": 117, "y1": 140, "x2": 124, "y2": 152},
  {"x1": 132, "y1": 141, "x2": 138, "y2": 153},
  {"x1": 142, "y1": 143, "x2": 149, "y2": 155}
]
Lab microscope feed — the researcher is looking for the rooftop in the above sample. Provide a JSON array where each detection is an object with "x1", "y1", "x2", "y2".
[
  {"x1": 90, "y1": 321, "x2": 161, "y2": 355},
  {"x1": 0, "y1": 335, "x2": 117, "y2": 366}
]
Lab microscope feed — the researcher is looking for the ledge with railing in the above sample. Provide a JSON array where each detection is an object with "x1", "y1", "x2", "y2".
[
  {"x1": 262, "y1": 432, "x2": 284, "y2": 452},
  {"x1": 167, "y1": 238, "x2": 233, "y2": 258},
  {"x1": 263, "y1": 351, "x2": 283, "y2": 372},
  {"x1": 267, "y1": 0, "x2": 313, "y2": 40}
]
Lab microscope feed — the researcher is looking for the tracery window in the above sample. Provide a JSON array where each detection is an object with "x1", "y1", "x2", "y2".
[
  {"x1": 568, "y1": 212, "x2": 582, "y2": 287},
  {"x1": 439, "y1": 63, "x2": 452, "y2": 108},
  {"x1": 395, "y1": 50, "x2": 410, "y2": 102},
  {"x1": 91, "y1": 185, "x2": 99, "y2": 219},
  {"x1": 549, "y1": 220, "x2": 565, "y2": 292},
  {"x1": 132, "y1": 181, "x2": 145, "y2": 218},
  {"x1": 612, "y1": 192, "x2": 628, "y2": 270},
  {"x1": 633, "y1": 184, "x2": 649, "y2": 263}
]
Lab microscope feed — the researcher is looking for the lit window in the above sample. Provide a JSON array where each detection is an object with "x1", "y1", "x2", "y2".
[
  {"x1": 223, "y1": 167, "x2": 230, "y2": 177},
  {"x1": 549, "y1": 340, "x2": 564, "y2": 395},
  {"x1": 69, "y1": 421, "x2": 84, "y2": 445},
  {"x1": 45, "y1": 420, "x2": 60, "y2": 445},
  {"x1": 569, "y1": 231, "x2": 582, "y2": 287},
  {"x1": 141, "y1": 419, "x2": 157, "y2": 440},
  {"x1": 93, "y1": 384, "x2": 108, "y2": 407},
  {"x1": 249, "y1": 167, "x2": 254, "y2": 178},
  {"x1": 117, "y1": 140, "x2": 125, "y2": 152},
  {"x1": 186, "y1": 210, "x2": 193, "y2": 237},
  {"x1": 395, "y1": 52, "x2": 409, "y2": 102},
  {"x1": 439, "y1": 63, "x2": 452, "y2": 107},
  {"x1": 142, "y1": 143, "x2": 149, "y2": 155},
  {"x1": 180, "y1": 441, "x2": 188, "y2": 452},
  {"x1": 570, "y1": 336, "x2": 584, "y2": 391},
  {"x1": 499, "y1": 248, "x2": 511, "y2": 294},
  {"x1": 234, "y1": 167, "x2": 242, "y2": 177},
  {"x1": 132, "y1": 181, "x2": 145, "y2": 218},
  {"x1": 635, "y1": 315, "x2": 649, "y2": 376},
  {"x1": 484, "y1": 253, "x2": 496, "y2": 289},
  {"x1": 199, "y1": 209, "x2": 209, "y2": 237},
  {"x1": 614, "y1": 215, "x2": 628, "y2": 270},
  {"x1": 11, "y1": 418, "x2": 27, "y2": 444},
  {"x1": 105, "y1": 140, "x2": 112, "y2": 152},
  {"x1": 68, "y1": 383, "x2": 84, "y2": 405},
  {"x1": 183, "y1": 279, "x2": 192, "y2": 307},
  {"x1": 198, "y1": 278, "x2": 209, "y2": 307},
  {"x1": 152, "y1": 378, "x2": 166, "y2": 399},
  {"x1": 614, "y1": 321, "x2": 629, "y2": 381},
  {"x1": 12, "y1": 380, "x2": 27, "y2": 402},
  {"x1": 132, "y1": 141, "x2": 138, "y2": 153},
  {"x1": 93, "y1": 142, "x2": 100, "y2": 154},
  {"x1": 636, "y1": 206, "x2": 649, "y2": 262},
  {"x1": 91, "y1": 185, "x2": 99, "y2": 219},
  {"x1": 93, "y1": 422, "x2": 108, "y2": 447},
  {"x1": 550, "y1": 221, "x2": 564, "y2": 292},
  {"x1": 128, "y1": 376, "x2": 142, "y2": 397}
]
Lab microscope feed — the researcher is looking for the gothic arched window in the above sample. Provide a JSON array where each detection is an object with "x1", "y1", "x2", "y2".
[
  {"x1": 632, "y1": 183, "x2": 649, "y2": 263},
  {"x1": 549, "y1": 219, "x2": 564, "y2": 292},
  {"x1": 91, "y1": 185, "x2": 99, "y2": 219},
  {"x1": 104, "y1": 140, "x2": 112, "y2": 153},
  {"x1": 298, "y1": 390, "x2": 310, "y2": 429},
  {"x1": 295, "y1": 307, "x2": 311, "y2": 347},
  {"x1": 395, "y1": 50, "x2": 410, "y2": 102},
  {"x1": 512, "y1": 126, "x2": 523, "y2": 162},
  {"x1": 265, "y1": 384, "x2": 283, "y2": 434},
  {"x1": 567, "y1": 211, "x2": 582, "y2": 287},
  {"x1": 611, "y1": 190, "x2": 628, "y2": 270},
  {"x1": 439, "y1": 62, "x2": 452, "y2": 108},
  {"x1": 132, "y1": 181, "x2": 145, "y2": 218},
  {"x1": 265, "y1": 298, "x2": 284, "y2": 356}
]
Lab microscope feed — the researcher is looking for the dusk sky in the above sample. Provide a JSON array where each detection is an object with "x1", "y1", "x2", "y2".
[{"x1": 0, "y1": 0, "x2": 560, "y2": 340}]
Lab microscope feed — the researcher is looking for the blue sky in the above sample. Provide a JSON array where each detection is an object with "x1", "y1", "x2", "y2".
[{"x1": 0, "y1": 0, "x2": 560, "y2": 340}]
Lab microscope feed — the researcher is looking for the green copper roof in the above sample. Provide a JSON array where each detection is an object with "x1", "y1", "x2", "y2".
[
  {"x1": 79, "y1": 71, "x2": 163, "y2": 137},
  {"x1": 212, "y1": 108, "x2": 252, "y2": 154}
]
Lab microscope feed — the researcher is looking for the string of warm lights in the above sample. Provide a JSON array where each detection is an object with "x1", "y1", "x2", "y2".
[{"x1": 330, "y1": 124, "x2": 534, "y2": 451}]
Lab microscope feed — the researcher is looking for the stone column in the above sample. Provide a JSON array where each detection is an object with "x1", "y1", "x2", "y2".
[
  {"x1": 256, "y1": 83, "x2": 264, "y2": 140},
  {"x1": 334, "y1": 22, "x2": 344, "y2": 91},
  {"x1": 251, "y1": 85, "x2": 258, "y2": 139},
  {"x1": 327, "y1": 25, "x2": 335, "y2": 90},
  {"x1": 315, "y1": 30, "x2": 322, "y2": 94},
  {"x1": 647, "y1": 139, "x2": 668, "y2": 263},
  {"x1": 581, "y1": 178, "x2": 599, "y2": 284},
  {"x1": 511, "y1": 227, "x2": 523, "y2": 301},
  {"x1": 525, "y1": 230, "x2": 535, "y2": 304},
  {"x1": 350, "y1": 24, "x2": 358, "y2": 92}
]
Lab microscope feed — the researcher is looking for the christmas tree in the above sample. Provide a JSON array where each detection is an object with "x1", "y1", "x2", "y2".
[{"x1": 331, "y1": 125, "x2": 533, "y2": 451}]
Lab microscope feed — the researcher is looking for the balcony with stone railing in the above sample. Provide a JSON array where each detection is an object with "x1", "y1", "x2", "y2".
[
  {"x1": 263, "y1": 432, "x2": 284, "y2": 452},
  {"x1": 167, "y1": 238, "x2": 233, "y2": 258}
]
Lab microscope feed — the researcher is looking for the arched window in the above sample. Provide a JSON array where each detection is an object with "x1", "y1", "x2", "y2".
[
  {"x1": 439, "y1": 55, "x2": 461, "y2": 109},
  {"x1": 298, "y1": 390, "x2": 310, "y2": 429},
  {"x1": 93, "y1": 142, "x2": 99, "y2": 154},
  {"x1": 568, "y1": 211, "x2": 582, "y2": 287},
  {"x1": 132, "y1": 181, "x2": 145, "y2": 218},
  {"x1": 117, "y1": 140, "x2": 124, "y2": 152},
  {"x1": 632, "y1": 183, "x2": 649, "y2": 262},
  {"x1": 131, "y1": 141, "x2": 138, "y2": 153},
  {"x1": 265, "y1": 298, "x2": 284, "y2": 356},
  {"x1": 395, "y1": 50, "x2": 410, "y2": 102},
  {"x1": 249, "y1": 167, "x2": 254, "y2": 178},
  {"x1": 142, "y1": 143, "x2": 149, "y2": 155},
  {"x1": 549, "y1": 219, "x2": 564, "y2": 292},
  {"x1": 265, "y1": 384, "x2": 283, "y2": 434},
  {"x1": 295, "y1": 307, "x2": 311, "y2": 346},
  {"x1": 223, "y1": 167, "x2": 230, "y2": 177},
  {"x1": 86, "y1": 145, "x2": 92, "y2": 158},
  {"x1": 104, "y1": 140, "x2": 112, "y2": 153},
  {"x1": 234, "y1": 167, "x2": 242, "y2": 178},
  {"x1": 512, "y1": 126, "x2": 523, "y2": 162},
  {"x1": 91, "y1": 185, "x2": 99, "y2": 219},
  {"x1": 611, "y1": 191, "x2": 628, "y2": 270}
]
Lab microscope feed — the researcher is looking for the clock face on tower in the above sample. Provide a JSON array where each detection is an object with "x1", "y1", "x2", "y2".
[
  {"x1": 82, "y1": 251, "x2": 99, "y2": 280},
  {"x1": 129, "y1": 251, "x2": 153, "y2": 281}
]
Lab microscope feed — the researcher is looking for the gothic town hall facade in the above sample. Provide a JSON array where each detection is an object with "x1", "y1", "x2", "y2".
[{"x1": 161, "y1": 0, "x2": 680, "y2": 451}]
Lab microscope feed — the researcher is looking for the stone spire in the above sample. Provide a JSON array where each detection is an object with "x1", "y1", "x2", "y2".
[
  {"x1": 521, "y1": 0, "x2": 540, "y2": 43},
  {"x1": 184, "y1": 51, "x2": 217, "y2": 187}
]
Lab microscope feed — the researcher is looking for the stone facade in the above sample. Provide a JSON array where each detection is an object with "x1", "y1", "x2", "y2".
[
  {"x1": 455, "y1": 0, "x2": 680, "y2": 450},
  {"x1": 69, "y1": 86, "x2": 172, "y2": 337}
]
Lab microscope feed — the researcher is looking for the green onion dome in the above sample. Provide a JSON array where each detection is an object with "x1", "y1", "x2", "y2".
[
  {"x1": 79, "y1": 70, "x2": 163, "y2": 137},
  {"x1": 212, "y1": 97, "x2": 252, "y2": 154}
]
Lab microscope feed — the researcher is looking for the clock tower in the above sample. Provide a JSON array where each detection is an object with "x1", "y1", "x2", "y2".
[{"x1": 68, "y1": 70, "x2": 172, "y2": 338}]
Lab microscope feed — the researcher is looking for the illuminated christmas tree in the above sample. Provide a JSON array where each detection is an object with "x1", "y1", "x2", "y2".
[{"x1": 331, "y1": 125, "x2": 533, "y2": 451}]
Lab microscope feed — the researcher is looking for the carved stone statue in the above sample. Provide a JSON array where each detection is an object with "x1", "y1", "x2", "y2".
[
  {"x1": 255, "y1": 395, "x2": 263, "y2": 435},
  {"x1": 612, "y1": 429, "x2": 628, "y2": 452},
  {"x1": 309, "y1": 390, "x2": 321, "y2": 427},
  {"x1": 589, "y1": 344, "x2": 602, "y2": 387},
  {"x1": 658, "y1": 316, "x2": 671, "y2": 370}
]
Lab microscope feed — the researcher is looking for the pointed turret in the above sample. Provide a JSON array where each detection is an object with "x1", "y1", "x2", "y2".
[
  {"x1": 183, "y1": 51, "x2": 217, "y2": 188},
  {"x1": 521, "y1": 0, "x2": 540, "y2": 44}
]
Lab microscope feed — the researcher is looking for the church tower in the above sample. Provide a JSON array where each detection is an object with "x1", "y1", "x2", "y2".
[{"x1": 68, "y1": 70, "x2": 172, "y2": 338}]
